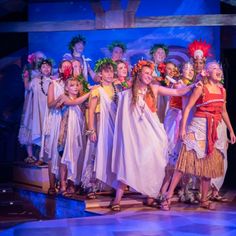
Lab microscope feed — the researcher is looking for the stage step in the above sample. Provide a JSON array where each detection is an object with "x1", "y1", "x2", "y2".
[{"x1": 13, "y1": 162, "x2": 50, "y2": 193}]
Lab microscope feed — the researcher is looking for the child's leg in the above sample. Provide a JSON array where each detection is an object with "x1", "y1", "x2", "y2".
[
  {"x1": 47, "y1": 160, "x2": 56, "y2": 195},
  {"x1": 113, "y1": 181, "x2": 127, "y2": 205},
  {"x1": 59, "y1": 162, "x2": 68, "y2": 192},
  {"x1": 200, "y1": 177, "x2": 216, "y2": 210},
  {"x1": 160, "y1": 167, "x2": 173, "y2": 195}
]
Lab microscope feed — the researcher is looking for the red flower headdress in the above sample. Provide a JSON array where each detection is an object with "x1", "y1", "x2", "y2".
[
  {"x1": 131, "y1": 60, "x2": 155, "y2": 78},
  {"x1": 188, "y1": 39, "x2": 211, "y2": 60}
]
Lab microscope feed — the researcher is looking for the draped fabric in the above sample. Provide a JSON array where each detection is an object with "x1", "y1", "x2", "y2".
[{"x1": 112, "y1": 89, "x2": 168, "y2": 198}]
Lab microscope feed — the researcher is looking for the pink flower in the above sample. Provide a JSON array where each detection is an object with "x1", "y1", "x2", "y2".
[
  {"x1": 23, "y1": 70, "x2": 29, "y2": 79},
  {"x1": 27, "y1": 53, "x2": 36, "y2": 65}
]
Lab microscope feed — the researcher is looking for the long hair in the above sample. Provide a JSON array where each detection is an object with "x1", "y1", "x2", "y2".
[{"x1": 131, "y1": 60, "x2": 156, "y2": 112}]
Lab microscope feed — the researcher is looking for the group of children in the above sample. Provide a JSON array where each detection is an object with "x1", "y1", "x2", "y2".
[{"x1": 18, "y1": 35, "x2": 235, "y2": 211}]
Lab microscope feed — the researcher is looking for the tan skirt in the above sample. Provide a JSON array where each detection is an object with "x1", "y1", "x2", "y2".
[{"x1": 175, "y1": 144, "x2": 224, "y2": 179}]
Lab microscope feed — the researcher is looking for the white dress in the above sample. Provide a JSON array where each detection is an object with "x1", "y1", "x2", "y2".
[
  {"x1": 60, "y1": 105, "x2": 86, "y2": 184},
  {"x1": 31, "y1": 76, "x2": 51, "y2": 146},
  {"x1": 112, "y1": 89, "x2": 168, "y2": 198},
  {"x1": 211, "y1": 121, "x2": 228, "y2": 190},
  {"x1": 18, "y1": 70, "x2": 40, "y2": 145},
  {"x1": 81, "y1": 87, "x2": 117, "y2": 189},
  {"x1": 39, "y1": 79, "x2": 64, "y2": 175}
]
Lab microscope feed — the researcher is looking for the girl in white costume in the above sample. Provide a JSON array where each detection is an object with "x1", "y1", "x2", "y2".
[
  {"x1": 19, "y1": 51, "x2": 46, "y2": 163},
  {"x1": 81, "y1": 58, "x2": 118, "y2": 199},
  {"x1": 111, "y1": 60, "x2": 196, "y2": 211},
  {"x1": 31, "y1": 59, "x2": 53, "y2": 146},
  {"x1": 58, "y1": 78, "x2": 90, "y2": 196}
]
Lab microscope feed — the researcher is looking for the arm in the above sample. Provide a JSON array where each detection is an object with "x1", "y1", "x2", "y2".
[
  {"x1": 179, "y1": 86, "x2": 203, "y2": 139},
  {"x1": 221, "y1": 90, "x2": 236, "y2": 144},
  {"x1": 63, "y1": 92, "x2": 90, "y2": 106},
  {"x1": 47, "y1": 82, "x2": 63, "y2": 109},
  {"x1": 87, "y1": 96, "x2": 98, "y2": 142},
  {"x1": 22, "y1": 69, "x2": 31, "y2": 90},
  {"x1": 158, "y1": 83, "x2": 195, "y2": 97}
]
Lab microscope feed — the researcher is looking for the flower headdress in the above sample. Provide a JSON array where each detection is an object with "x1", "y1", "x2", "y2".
[
  {"x1": 108, "y1": 41, "x2": 127, "y2": 53},
  {"x1": 94, "y1": 58, "x2": 117, "y2": 73},
  {"x1": 149, "y1": 44, "x2": 169, "y2": 57},
  {"x1": 188, "y1": 39, "x2": 211, "y2": 60},
  {"x1": 131, "y1": 60, "x2": 155, "y2": 78},
  {"x1": 77, "y1": 74, "x2": 90, "y2": 93},
  {"x1": 27, "y1": 53, "x2": 36, "y2": 65},
  {"x1": 68, "y1": 34, "x2": 86, "y2": 52}
]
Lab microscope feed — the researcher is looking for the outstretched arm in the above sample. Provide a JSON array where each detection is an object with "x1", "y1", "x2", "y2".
[
  {"x1": 158, "y1": 83, "x2": 195, "y2": 97},
  {"x1": 63, "y1": 92, "x2": 90, "y2": 106}
]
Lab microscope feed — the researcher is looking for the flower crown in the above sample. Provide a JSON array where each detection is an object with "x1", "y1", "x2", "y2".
[
  {"x1": 94, "y1": 58, "x2": 117, "y2": 73},
  {"x1": 150, "y1": 44, "x2": 169, "y2": 57},
  {"x1": 108, "y1": 41, "x2": 127, "y2": 53},
  {"x1": 77, "y1": 74, "x2": 90, "y2": 93},
  {"x1": 68, "y1": 34, "x2": 86, "y2": 52},
  {"x1": 188, "y1": 39, "x2": 211, "y2": 60},
  {"x1": 131, "y1": 60, "x2": 155, "y2": 78}
]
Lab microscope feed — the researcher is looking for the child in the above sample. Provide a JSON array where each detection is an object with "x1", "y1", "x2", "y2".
[
  {"x1": 81, "y1": 58, "x2": 118, "y2": 199},
  {"x1": 19, "y1": 51, "x2": 46, "y2": 163},
  {"x1": 111, "y1": 60, "x2": 197, "y2": 211},
  {"x1": 162, "y1": 61, "x2": 235, "y2": 210},
  {"x1": 58, "y1": 78, "x2": 90, "y2": 196}
]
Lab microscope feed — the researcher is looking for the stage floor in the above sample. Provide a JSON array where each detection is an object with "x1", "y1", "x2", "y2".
[{"x1": 1, "y1": 190, "x2": 236, "y2": 236}]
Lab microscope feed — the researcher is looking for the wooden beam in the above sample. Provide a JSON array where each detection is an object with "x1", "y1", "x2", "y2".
[
  {"x1": 0, "y1": 14, "x2": 236, "y2": 32},
  {"x1": 0, "y1": 20, "x2": 95, "y2": 32},
  {"x1": 135, "y1": 14, "x2": 236, "y2": 27},
  {"x1": 126, "y1": 0, "x2": 140, "y2": 12},
  {"x1": 90, "y1": 0, "x2": 104, "y2": 15}
]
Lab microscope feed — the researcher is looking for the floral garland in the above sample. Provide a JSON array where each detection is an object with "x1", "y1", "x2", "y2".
[
  {"x1": 77, "y1": 74, "x2": 90, "y2": 93},
  {"x1": 108, "y1": 41, "x2": 127, "y2": 53},
  {"x1": 94, "y1": 58, "x2": 117, "y2": 73},
  {"x1": 149, "y1": 44, "x2": 169, "y2": 57},
  {"x1": 68, "y1": 34, "x2": 86, "y2": 52},
  {"x1": 131, "y1": 60, "x2": 155, "y2": 78}
]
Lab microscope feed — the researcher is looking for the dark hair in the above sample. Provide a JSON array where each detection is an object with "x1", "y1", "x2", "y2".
[
  {"x1": 149, "y1": 44, "x2": 169, "y2": 57},
  {"x1": 68, "y1": 34, "x2": 86, "y2": 52}
]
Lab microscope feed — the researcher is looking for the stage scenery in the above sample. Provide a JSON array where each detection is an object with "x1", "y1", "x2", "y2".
[{"x1": 0, "y1": 0, "x2": 236, "y2": 235}]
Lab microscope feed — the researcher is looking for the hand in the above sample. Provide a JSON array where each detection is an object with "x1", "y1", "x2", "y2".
[
  {"x1": 200, "y1": 69, "x2": 207, "y2": 77},
  {"x1": 194, "y1": 80, "x2": 203, "y2": 88},
  {"x1": 89, "y1": 85, "x2": 99, "y2": 90},
  {"x1": 179, "y1": 128, "x2": 186, "y2": 140},
  {"x1": 89, "y1": 132, "x2": 97, "y2": 143},
  {"x1": 230, "y1": 131, "x2": 236, "y2": 144}
]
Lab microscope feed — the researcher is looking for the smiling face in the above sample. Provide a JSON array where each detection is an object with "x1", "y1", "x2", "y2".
[
  {"x1": 153, "y1": 48, "x2": 166, "y2": 64},
  {"x1": 182, "y1": 63, "x2": 194, "y2": 80},
  {"x1": 194, "y1": 58, "x2": 205, "y2": 74},
  {"x1": 139, "y1": 66, "x2": 153, "y2": 85},
  {"x1": 72, "y1": 60, "x2": 82, "y2": 77},
  {"x1": 165, "y1": 63, "x2": 175, "y2": 78},
  {"x1": 206, "y1": 62, "x2": 222, "y2": 82},
  {"x1": 40, "y1": 63, "x2": 52, "y2": 77},
  {"x1": 117, "y1": 62, "x2": 128, "y2": 79},
  {"x1": 65, "y1": 79, "x2": 81, "y2": 97},
  {"x1": 73, "y1": 41, "x2": 85, "y2": 54},
  {"x1": 100, "y1": 66, "x2": 114, "y2": 84},
  {"x1": 112, "y1": 47, "x2": 124, "y2": 61}
]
